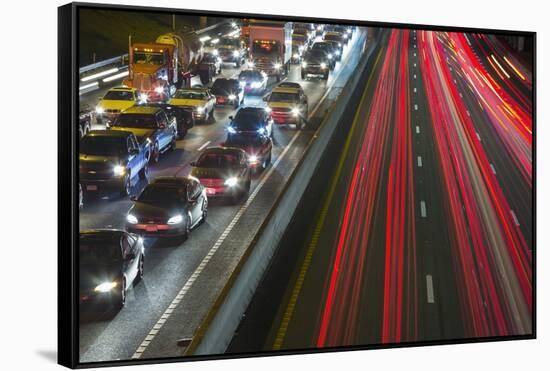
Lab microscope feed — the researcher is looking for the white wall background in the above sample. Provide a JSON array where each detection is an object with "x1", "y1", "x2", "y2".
[{"x1": 0, "y1": 0, "x2": 546, "y2": 369}]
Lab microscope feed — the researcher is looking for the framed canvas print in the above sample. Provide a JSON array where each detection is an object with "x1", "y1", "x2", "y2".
[{"x1": 58, "y1": 2, "x2": 535, "y2": 368}]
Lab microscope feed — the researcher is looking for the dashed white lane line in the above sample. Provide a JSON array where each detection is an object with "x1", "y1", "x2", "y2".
[
  {"x1": 420, "y1": 201, "x2": 427, "y2": 218},
  {"x1": 510, "y1": 210, "x2": 520, "y2": 226},
  {"x1": 197, "y1": 140, "x2": 211, "y2": 152},
  {"x1": 417, "y1": 156, "x2": 423, "y2": 167},
  {"x1": 131, "y1": 129, "x2": 302, "y2": 359},
  {"x1": 476, "y1": 132, "x2": 482, "y2": 141},
  {"x1": 414, "y1": 104, "x2": 418, "y2": 111},
  {"x1": 466, "y1": 110, "x2": 471, "y2": 117},
  {"x1": 414, "y1": 74, "x2": 417, "y2": 79},
  {"x1": 490, "y1": 164, "x2": 497, "y2": 175},
  {"x1": 413, "y1": 87, "x2": 417, "y2": 93},
  {"x1": 414, "y1": 52, "x2": 417, "y2": 57},
  {"x1": 416, "y1": 126, "x2": 420, "y2": 134},
  {"x1": 414, "y1": 63, "x2": 417, "y2": 67},
  {"x1": 426, "y1": 275, "x2": 435, "y2": 303}
]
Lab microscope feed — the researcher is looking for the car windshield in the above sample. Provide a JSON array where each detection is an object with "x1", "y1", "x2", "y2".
[
  {"x1": 103, "y1": 90, "x2": 134, "y2": 101},
  {"x1": 114, "y1": 114, "x2": 157, "y2": 129},
  {"x1": 233, "y1": 110, "x2": 264, "y2": 129},
  {"x1": 137, "y1": 184, "x2": 185, "y2": 204},
  {"x1": 312, "y1": 43, "x2": 330, "y2": 52},
  {"x1": 293, "y1": 34, "x2": 307, "y2": 42},
  {"x1": 80, "y1": 236, "x2": 122, "y2": 265},
  {"x1": 324, "y1": 34, "x2": 342, "y2": 41},
  {"x1": 252, "y1": 40, "x2": 280, "y2": 56},
  {"x1": 219, "y1": 38, "x2": 239, "y2": 47},
  {"x1": 306, "y1": 50, "x2": 328, "y2": 61},
  {"x1": 173, "y1": 90, "x2": 206, "y2": 99},
  {"x1": 196, "y1": 153, "x2": 240, "y2": 168},
  {"x1": 80, "y1": 136, "x2": 126, "y2": 156},
  {"x1": 239, "y1": 71, "x2": 262, "y2": 80},
  {"x1": 269, "y1": 92, "x2": 299, "y2": 103},
  {"x1": 134, "y1": 52, "x2": 165, "y2": 65},
  {"x1": 212, "y1": 80, "x2": 237, "y2": 94},
  {"x1": 225, "y1": 135, "x2": 264, "y2": 147}
]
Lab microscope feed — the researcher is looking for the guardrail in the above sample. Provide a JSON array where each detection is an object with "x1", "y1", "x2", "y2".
[
  {"x1": 78, "y1": 19, "x2": 233, "y2": 95},
  {"x1": 184, "y1": 28, "x2": 381, "y2": 355}
]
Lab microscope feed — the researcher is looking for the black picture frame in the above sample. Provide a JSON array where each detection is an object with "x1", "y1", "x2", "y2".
[{"x1": 58, "y1": 2, "x2": 536, "y2": 368}]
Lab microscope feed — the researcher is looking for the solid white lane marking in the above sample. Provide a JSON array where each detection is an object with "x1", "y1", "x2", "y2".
[
  {"x1": 510, "y1": 210, "x2": 520, "y2": 226},
  {"x1": 426, "y1": 275, "x2": 435, "y2": 303},
  {"x1": 417, "y1": 156, "x2": 423, "y2": 167},
  {"x1": 197, "y1": 141, "x2": 211, "y2": 152},
  {"x1": 416, "y1": 126, "x2": 420, "y2": 134},
  {"x1": 490, "y1": 164, "x2": 497, "y2": 175},
  {"x1": 414, "y1": 104, "x2": 418, "y2": 111},
  {"x1": 420, "y1": 201, "x2": 427, "y2": 218},
  {"x1": 131, "y1": 127, "x2": 302, "y2": 359}
]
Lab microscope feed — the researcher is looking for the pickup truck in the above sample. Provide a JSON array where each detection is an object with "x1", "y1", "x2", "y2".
[
  {"x1": 110, "y1": 106, "x2": 178, "y2": 163},
  {"x1": 79, "y1": 130, "x2": 150, "y2": 198}
]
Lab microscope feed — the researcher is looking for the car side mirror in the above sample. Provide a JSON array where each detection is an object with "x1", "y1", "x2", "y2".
[
  {"x1": 130, "y1": 148, "x2": 139, "y2": 155},
  {"x1": 190, "y1": 161, "x2": 197, "y2": 166},
  {"x1": 130, "y1": 195, "x2": 137, "y2": 201},
  {"x1": 262, "y1": 94, "x2": 270, "y2": 102},
  {"x1": 228, "y1": 115, "x2": 234, "y2": 121}
]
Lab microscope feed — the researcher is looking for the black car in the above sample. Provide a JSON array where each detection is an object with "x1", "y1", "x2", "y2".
[
  {"x1": 190, "y1": 147, "x2": 251, "y2": 202},
  {"x1": 323, "y1": 40, "x2": 343, "y2": 61},
  {"x1": 310, "y1": 42, "x2": 338, "y2": 69},
  {"x1": 80, "y1": 130, "x2": 150, "y2": 197},
  {"x1": 227, "y1": 107, "x2": 274, "y2": 139},
  {"x1": 301, "y1": 50, "x2": 331, "y2": 80},
  {"x1": 79, "y1": 230, "x2": 144, "y2": 308},
  {"x1": 223, "y1": 133, "x2": 272, "y2": 173},
  {"x1": 126, "y1": 177, "x2": 207, "y2": 238},
  {"x1": 110, "y1": 106, "x2": 178, "y2": 163},
  {"x1": 211, "y1": 78, "x2": 244, "y2": 108},
  {"x1": 238, "y1": 69, "x2": 268, "y2": 95},
  {"x1": 137, "y1": 102, "x2": 194, "y2": 139}
]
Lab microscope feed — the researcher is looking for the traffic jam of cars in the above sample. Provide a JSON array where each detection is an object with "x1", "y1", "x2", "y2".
[{"x1": 78, "y1": 20, "x2": 356, "y2": 309}]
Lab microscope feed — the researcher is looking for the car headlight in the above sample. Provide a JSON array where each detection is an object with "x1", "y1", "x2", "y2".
[
  {"x1": 139, "y1": 93, "x2": 148, "y2": 103},
  {"x1": 301, "y1": 61, "x2": 307, "y2": 68},
  {"x1": 335, "y1": 50, "x2": 341, "y2": 56},
  {"x1": 167, "y1": 215, "x2": 183, "y2": 225},
  {"x1": 239, "y1": 81, "x2": 246, "y2": 87},
  {"x1": 224, "y1": 177, "x2": 238, "y2": 187},
  {"x1": 347, "y1": 28, "x2": 352, "y2": 34},
  {"x1": 292, "y1": 108, "x2": 301, "y2": 116},
  {"x1": 95, "y1": 106, "x2": 104, "y2": 114},
  {"x1": 213, "y1": 49, "x2": 219, "y2": 56},
  {"x1": 264, "y1": 106, "x2": 272, "y2": 113},
  {"x1": 293, "y1": 53, "x2": 299, "y2": 59},
  {"x1": 248, "y1": 155, "x2": 258, "y2": 163},
  {"x1": 228, "y1": 126, "x2": 236, "y2": 134},
  {"x1": 94, "y1": 281, "x2": 117, "y2": 293},
  {"x1": 126, "y1": 214, "x2": 138, "y2": 224},
  {"x1": 257, "y1": 127, "x2": 266, "y2": 135},
  {"x1": 320, "y1": 62, "x2": 327, "y2": 69},
  {"x1": 317, "y1": 25, "x2": 322, "y2": 31},
  {"x1": 228, "y1": 94, "x2": 236, "y2": 100},
  {"x1": 299, "y1": 45, "x2": 305, "y2": 52},
  {"x1": 274, "y1": 63, "x2": 282, "y2": 69},
  {"x1": 328, "y1": 54, "x2": 333, "y2": 60},
  {"x1": 233, "y1": 50, "x2": 239, "y2": 57},
  {"x1": 247, "y1": 61, "x2": 255, "y2": 68},
  {"x1": 154, "y1": 86, "x2": 164, "y2": 94},
  {"x1": 343, "y1": 34, "x2": 348, "y2": 39},
  {"x1": 113, "y1": 165, "x2": 126, "y2": 176},
  {"x1": 196, "y1": 106, "x2": 205, "y2": 113}
]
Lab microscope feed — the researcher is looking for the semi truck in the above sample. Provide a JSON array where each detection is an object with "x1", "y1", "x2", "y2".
[
  {"x1": 123, "y1": 31, "x2": 203, "y2": 102},
  {"x1": 248, "y1": 21, "x2": 293, "y2": 82}
]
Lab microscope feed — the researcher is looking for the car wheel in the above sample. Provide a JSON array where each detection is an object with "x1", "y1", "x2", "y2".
[
  {"x1": 323, "y1": 71, "x2": 329, "y2": 80},
  {"x1": 116, "y1": 278, "x2": 126, "y2": 309},
  {"x1": 170, "y1": 136, "x2": 177, "y2": 151},
  {"x1": 235, "y1": 59, "x2": 241, "y2": 68},
  {"x1": 183, "y1": 214, "x2": 191, "y2": 240},
  {"x1": 201, "y1": 199, "x2": 208, "y2": 222},
  {"x1": 151, "y1": 142, "x2": 160, "y2": 163},
  {"x1": 301, "y1": 72, "x2": 305, "y2": 80},
  {"x1": 266, "y1": 152, "x2": 272, "y2": 167},
  {"x1": 120, "y1": 173, "x2": 131, "y2": 197},
  {"x1": 134, "y1": 257, "x2": 144, "y2": 285},
  {"x1": 296, "y1": 118, "x2": 303, "y2": 130},
  {"x1": 139, "y1": 163, "x2": 148, "y2": 179}
]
